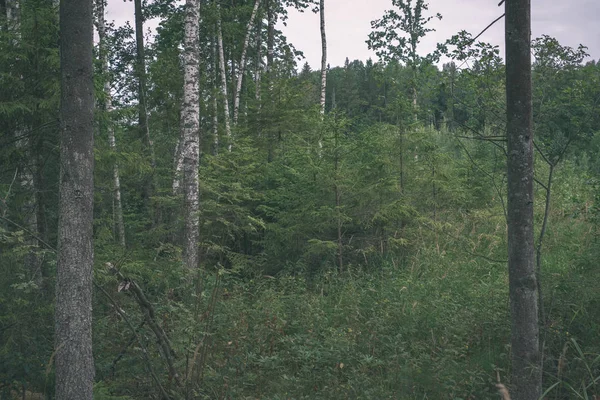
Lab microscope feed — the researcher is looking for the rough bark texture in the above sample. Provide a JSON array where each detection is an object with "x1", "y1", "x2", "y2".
[
  {"x1": 233, "y1": 0, "x2": 261, "y2": 125},
  {"x1": 97, "y1": 0, "x2": 125, "y2": 247},
  {"x1": 55, "y1": 0, "x2": 95, "y2": 397},
  {"x1": 319, "y1": 0, "x2": 326, "y2": 116},
  {"x1": 181, "y1": 0, "x2": 201, "y2": 270},
  {"x1": 216, "y1": 3, "x2": 232, "y2": 150},
  {"x1": 505, "y1": 0, "x2": 542, "y2": 398}
]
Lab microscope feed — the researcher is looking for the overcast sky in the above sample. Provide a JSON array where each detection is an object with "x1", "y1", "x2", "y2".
[
  {"x1": 282, "y1": 0, "x2": 600, "y2": 68},
  {"x1": 106, "y1": 0, "x2": 600, "y2": 69}
]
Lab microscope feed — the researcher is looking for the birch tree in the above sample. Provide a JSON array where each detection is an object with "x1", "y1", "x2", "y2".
[
  {"x1": 216, "y1": 2, "x2": 232, "y2": 150},
  {"x1": 55, "y1": 0, "x2": 95, "y2": 396},
  {"x1": 319, "y1": 0, "x2": 326, "y2": 116},
  {"x1": 181, "y1": 0, "x2": 201, "y2": 270},
  {"x1": 254, "y1": 18, "x2": 262, "y2": 105},
  {"x1": 505, "y1": 0, "x2": 542, "y2": 397},
  {"x1": 367, "y1": 0, "x2": 441, "y2": 118},
  {"x1": 96, "y1": 0, "x2": 125, "y2": 247},
  {"x1": 213, "y1": 35, "x2": 220, "y2": 155},
  {"x1": 233, "y1": 0, "x2": 261, "y2": 125}
]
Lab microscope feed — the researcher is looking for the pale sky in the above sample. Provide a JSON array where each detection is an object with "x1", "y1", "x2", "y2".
[{"x1": 106, "y1": 0, "x2": 600, "y2": 69}]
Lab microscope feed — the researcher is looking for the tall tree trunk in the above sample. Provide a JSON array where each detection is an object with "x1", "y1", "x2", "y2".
[
  {"x1": 172, "y1": 135, "x2": 184, "y2": 194},
  {"x1": 134, "y1": 0, "x2": 156, "y2": 193},
  {"x1": 212, "y1": 35, "x2": 220, "y2": 155},
  {"x1": 505, "y1": 0, "x2": 541, "y2": 398},
  {"x1": 319, "y1": 0, "x2": 327, "y2": 116},
  {"x1": 317, "y1": 0, "x2": 327, "y2": 157},
  {"x1": 266, "y1": 0, "x2": 274, "y2": 79},
  {"x1": 181, "y1": 0, "x2": 201, "y2": 270},
  {"x1": 412, "y1": 83, "x2": 418, "y2": 122},
  {"x1": 216, "y1": 3, "x2": 232, "y2": 151},
  {"x1": 334, "y1": 125, "x2": 343, "y2": 272},
  {"x1": 55, "y1": 0, "x2": 95, "y2": 397},
  {"x1": 233, "y1": 0, "x2": 260, "y2": 125},
  {"x1": 97, "y1": 0, "x2": 125, "y2": 247},
  {"x1": 255, "y1": 18, "x2": 262, "y2": 105}
]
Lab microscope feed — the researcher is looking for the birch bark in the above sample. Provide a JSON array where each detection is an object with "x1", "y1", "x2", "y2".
[
  {"x1": 233, "y1": 0, "x2": 261, "y2": 125},
  {"x1": 216, "y1": 2, "x2": 232, "y2": 150},
  {"x1": 255, "y1": 19, "x2": 262, "y2": 104},
  {"x1": 266, "y1": 0, "x2": 274, "y2": 75},
  {"x1": 319, "y1": 0, "x2": 326, "y2": 116},
  {"x1": 181, "y1": 0, "x2": 201, "y2": 270},
  {"x1": 212, "y1": 35, "x2": 220, "y2": 155}
]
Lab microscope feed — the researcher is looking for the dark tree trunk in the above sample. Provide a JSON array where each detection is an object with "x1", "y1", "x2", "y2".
[
  {"x1": 505, "y1": 0, "x2": 542, "y2": 398},
  {"x1": 55, "y1": 0, "x2": 95, "y2": 397}
]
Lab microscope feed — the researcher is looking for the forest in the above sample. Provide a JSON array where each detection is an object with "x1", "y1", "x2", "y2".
[{"x1": 0, "y1": 0, "x2": 599, "y2": 398}]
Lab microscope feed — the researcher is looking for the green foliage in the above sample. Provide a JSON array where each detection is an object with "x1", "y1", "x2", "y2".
[{"x1": 1, "y1": 1, "x2": 600, "y2": 399}]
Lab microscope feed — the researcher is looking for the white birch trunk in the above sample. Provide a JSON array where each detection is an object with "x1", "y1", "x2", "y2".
[
  {"x1": 318, "y1": 0, "x2": 327, "y2": 157},
  {"x1": 255, "y1": 18, "x2": 262, "y2": 106},
  {"x1": 266, "y1": 0, "x2": 274, "y2": 75},
  {"x1": 233, "y1": 0, "x2": 261, "y2": 125},
  {"x1": 181, "y1": 0, "x2": 201, "y2": 270},
  {"x1": 172, "y1": 137, "x2": 184, "y2": 194},
  {"x1": 97, "y1": 0, "x2": 126, "y2": 247},
  {"x1": 216, "y1": 3, "x2": 232, "y2": 151},
  {"x1": 319, "y1": 0, "x2": 327, "y2": 117},
  {"x1": 212, "y1": 37, "x2": 219, "y2": 155}
]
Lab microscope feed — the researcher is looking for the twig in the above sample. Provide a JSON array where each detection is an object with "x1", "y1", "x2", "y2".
[
  {"x1": 106, "y1": 263, "x2": 181, "y2": 387},
  {"x1": 496, "y1": 370, "x2": 511, "y2": 399},
  {"x1": 454, "y1": 136, "x2": 507, "y2": 219},
  {"x1": 95, "y1": 282, "x2": 172, "y2": 399},
  {"x1": 1, "y1": 168, "x2": 19, "y2": 217},
  {"x1": 0, "y1": 215, "x2": 56, "y2": 252},
  {"x1": 110, "y1": 320, "x2": 146, "y2": 378},
  {"x1": 470, "y1": 13, "x2": 505, "y2": 44}
]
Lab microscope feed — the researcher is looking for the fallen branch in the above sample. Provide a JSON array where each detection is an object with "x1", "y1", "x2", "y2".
[
  {"x1": 106, "y1": 262, "x2": 181, "y2": 387},
  {"x1": 95, "y1": 282, "x2": 172, "y2": 399}
]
